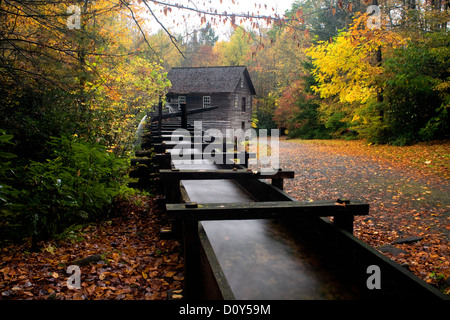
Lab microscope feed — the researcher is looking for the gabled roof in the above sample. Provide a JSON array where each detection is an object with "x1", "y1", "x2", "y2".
[{"x1": 167, "y1": 66, "x2": 256, "y2": 95}]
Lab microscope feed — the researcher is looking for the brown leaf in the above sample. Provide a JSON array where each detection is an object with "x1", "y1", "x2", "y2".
[{"x1": 164, "y1": 271, "x2": 176, "y2": 278}]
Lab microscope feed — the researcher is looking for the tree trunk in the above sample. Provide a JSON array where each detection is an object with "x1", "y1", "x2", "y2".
[{"x1": 372, "y1": 0, "x2": 384, "y2": 120}]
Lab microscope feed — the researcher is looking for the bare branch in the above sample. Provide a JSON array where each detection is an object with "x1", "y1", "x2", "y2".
[
  {"x1": 119, "y1": 0, "x2": 160, "y2": 58},
  {"x1": 148, "y1": 0, "x2": 286, "y2": 21}
]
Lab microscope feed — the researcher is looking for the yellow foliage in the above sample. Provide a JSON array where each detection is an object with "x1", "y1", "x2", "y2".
[{"x1": 307, "y1": 13, "x2": 407, "y2": 105}]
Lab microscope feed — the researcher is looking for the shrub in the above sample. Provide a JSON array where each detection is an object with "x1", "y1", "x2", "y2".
[{"x1": 1, "y1": 135, "x2": 128, "y2": 246}]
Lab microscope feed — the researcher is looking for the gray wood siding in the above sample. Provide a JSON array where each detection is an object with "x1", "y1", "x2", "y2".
[
  {"x1": 230, "y1": 77, "x2": 253, "y2": 132},
  {"x1": 166, "y1": 74, "x2": 253, "y2": 136},
  {"x1": 166, "y1": 93, "x2": 233, "y2": 135}
]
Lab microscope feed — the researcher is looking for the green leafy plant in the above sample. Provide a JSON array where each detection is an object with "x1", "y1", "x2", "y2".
[
  {"x1": 0, "y1": 129, "x2": 17, "y2": 206},
  {"x1": 3, "y1": 135, "x2": 128, "y2": 246}
]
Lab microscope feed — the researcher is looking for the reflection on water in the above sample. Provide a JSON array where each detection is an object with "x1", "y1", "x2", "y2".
[
  {"x1": 202, "y1": 219, "x2": 358, "y2": 300},
  {"x1": 182, "y1": 180, "x2": 254, "y2": 204}
]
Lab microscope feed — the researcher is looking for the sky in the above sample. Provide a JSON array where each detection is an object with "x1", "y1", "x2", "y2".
[{"x1": 144, "y1": 0, "x2": 297, "y2": 40}]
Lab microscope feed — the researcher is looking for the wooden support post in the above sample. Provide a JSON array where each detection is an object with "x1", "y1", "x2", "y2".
[
  {"x1": 272, "y1": 178, "x2": 283, "y2": 190},
  {"x1": 333, "y1": 199, "x2": 355, "y2": 233},
  {"x1": 243, "y1": 151, "x2": 249, "y2": 168},
  {"x1": 180, "y1": 102, "x2": 187, "y2": 129},
  {"x1": 333, "y1": 213, "x2": 354, "y2": 234},
  {"x1": 153, "y1": 153, "x2": 171, "y2": 169},
  {"x1": 157, "y1": 98, "x2": 162, "y2": 132},
  {"x1": 183, "y1": 221, "x2": 201, "y2": 299},
  {"x1": 168, "y1": 180, "x2": 181, "y2": 203},
  {"x1": 272, "y1": 169, "x2": 284, "y2": 190}
]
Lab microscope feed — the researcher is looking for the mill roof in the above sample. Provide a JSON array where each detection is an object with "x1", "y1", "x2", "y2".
[{"x1": 167, "y1": 66, "x2": 256, "y2": 95}]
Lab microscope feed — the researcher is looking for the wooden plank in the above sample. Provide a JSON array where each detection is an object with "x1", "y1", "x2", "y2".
[
  {"x1": 149, "y1": 105, "x2": 219, "y2": 122},
  {"x1": 148, "y1": 129, "x2": 193, "y2": 134},
  {"x1": 152, "y1": 142, "x2": 224, "y2": 153},
  {"x1": 152, "y1": 142, "x2": 230, "y2": 152},
  {"x1": 159, "y1": 169, "x2": 294, "y2": 180},
  {"x1": 135, "y1": 150, "x2": 153, "y2": 157},
  {"x1": 233, "y1": 177, "x2": 298, "y2": 202},
  {"x1": 129, "y1": 165, "x2": 159, "y2": 178},
  {"x1": 157, "y1": 99, "x2": 162, "y2": 131},
  {"x1": 166, "y1": 200, "x2": 369, "y2": 221},
  {"x1": 130, "y1": 158, "x2": 155, "y2": 166}
]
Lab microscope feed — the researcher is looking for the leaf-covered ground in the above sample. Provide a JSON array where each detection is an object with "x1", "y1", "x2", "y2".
[
  {"x1": 0, "y1": 196, "x2": 184, "y2": 300},
  {"x1": 278, "y1": 138, "x2": 449, "y2": 294}
]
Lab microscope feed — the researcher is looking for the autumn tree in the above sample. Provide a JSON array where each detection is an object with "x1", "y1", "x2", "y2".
[
  {"x1": 0, "y1": 1, "x2": 170, "y2": 244},
  {"x1": 307, "y1": 4, "x2": 449, "y2": 144},
  {"x1": 179, "y1": 22, "x2": 221, "y2": 67},
  {"x1": 215, "y1": 27, "x2": 253, "y2": 66},
  {"x1": 0, "y1": 1, "x2": 170, "y2": 156},
  {"x1": 274, "y1": 60, "x2": 329, "y2": 138}
]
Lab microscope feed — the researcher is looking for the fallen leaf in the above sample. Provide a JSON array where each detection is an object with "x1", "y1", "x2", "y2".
[
  {"x1": 164, "y1": 271, "x2": 176, "y2": 278},
  {"x1": 99, "y1": 272, "x2": 109, "y2": 280}
]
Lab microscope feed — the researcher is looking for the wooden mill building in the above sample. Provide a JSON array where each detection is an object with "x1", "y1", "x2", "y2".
[{"x1": 166, "y1": 66, "x2": 256, "y2": 135}]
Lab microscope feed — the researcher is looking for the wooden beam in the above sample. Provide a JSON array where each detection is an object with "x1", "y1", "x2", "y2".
[
  {"x1": 149, "y1": 105, "x2": 219, "y2": 122},
  {"x1": 166, "y1": 200, "x2": 369, "y2": 221},
  {"x1": 152, "y1": 142, "x2": 230, "y2": 153},
  {"x1": 130, "y1": 158, "x2": 155, "y2": 166},
  {"x1": 148, "y1": 130, "x2": 197, "y2": 136},
  {"x1": 157, "y1": 99, "x2": 162, "y2": 131},
  {"x1": 129, "y1": 165, "x2": 159, "y2": 178},
  {"x1": 159, "y1": 169, "x2": 294, "y2": 180},
  {"x1": 180, "y1": 102, "x2": 187, "y2": 129},
  {"x1": 168, "y1": 152, "x2": 256, "y2": 165},
  {"x1": 135, "y1": 150, "x2": 154, "y2": 157}
]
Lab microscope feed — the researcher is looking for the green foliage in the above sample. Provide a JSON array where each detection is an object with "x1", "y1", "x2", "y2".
[
  {"x1": 281, "y1": 62, "x2": 330, "y2": 139},
  {"x1": 290, "y1": 101, "x2": 330, "y2": 139},
  {"x1": 255, "y1": 108, "x2": 278, "y2": 132},
  {"x1": 255, "y1": 93, "x2": 278, "y2": 132},
  {"x1": 377, "y1": 31, "x2": 450, "y2": 144},
  {"x1": 219, "y1": 27, "x2": 253, "y2": 66},
  {"x1": 0, "y1": 129, "x2": 18, "y2": 218},
  {"x1": 1, "y1": 135, "x2": 128, "y2": 244}
]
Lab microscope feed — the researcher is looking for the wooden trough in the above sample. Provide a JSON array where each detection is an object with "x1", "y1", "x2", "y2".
[{"x1": 130, "y1": 105, "x2": 448, "y2": 300}]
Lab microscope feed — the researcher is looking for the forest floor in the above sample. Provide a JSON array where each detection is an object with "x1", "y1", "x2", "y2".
[
  {"x1": 278, "y1": 138, "x2": 449, "y2": 295},
  {"x1": 0, "y1": 196, "x2": 184, "y2": 300},
  {"x1": 1, "y1": 138, "x2": 449, "y2": 300}
]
